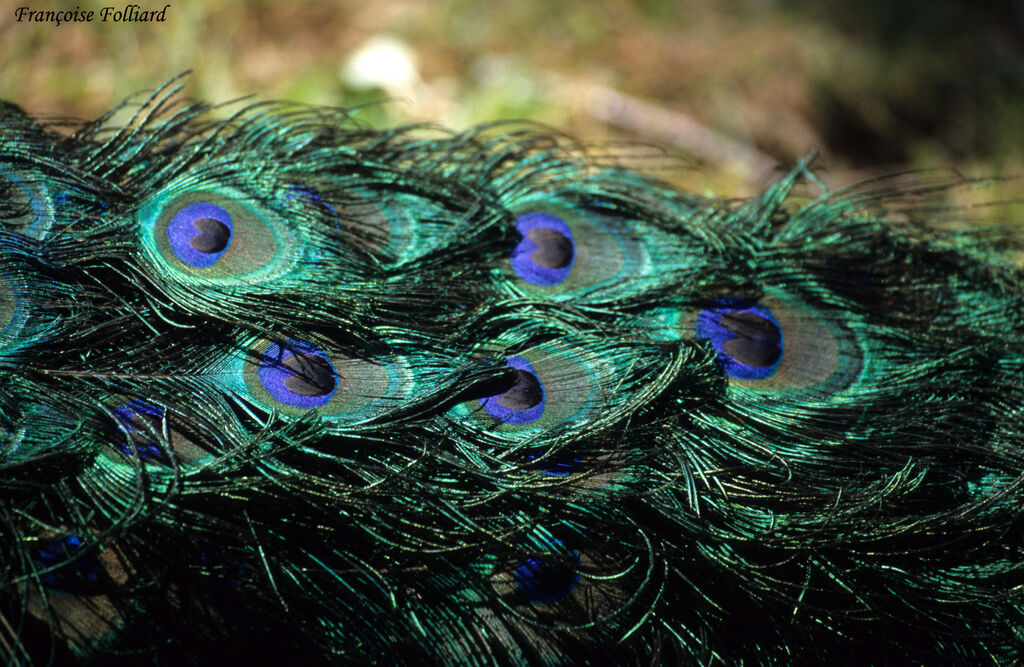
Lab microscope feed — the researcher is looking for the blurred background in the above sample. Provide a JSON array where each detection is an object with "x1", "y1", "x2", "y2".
[{"x1": 1, "y1": 0, "x2": 1022, "y2": 199}]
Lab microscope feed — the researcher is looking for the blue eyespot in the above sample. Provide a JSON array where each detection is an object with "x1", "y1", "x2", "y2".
[
  {"x1": 112, "y1": 399, "x2": 166, "y2": 460},
  {"x1": 33, "y1": 535, "x2": 101, "y2": 594},
  {"x1": 258, "y1": 339, "x2": 338, "y2": 409},
  {"x1": 480, "y1": 356, "x2": 545, "y2": 425},
  {"x1": 510, "y1": 212, "x2": 576, "y2": 286},
  {"x1": 524, "y1": 445, "x2": 583, "y2": 476},
  {"x1": 167, "y1": 202, "x2": 234, "y2": 268},
  {"x1": 513, "y1": 541, "x2": 582, "y2": 604},
  {"x1": 696, "y1": 298, "x2": 783, "y2": 380}
]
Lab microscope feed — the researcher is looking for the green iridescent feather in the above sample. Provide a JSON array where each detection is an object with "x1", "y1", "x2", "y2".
[{"x1": 1, "y1": 80, "x2": 1023, "y2": 666}]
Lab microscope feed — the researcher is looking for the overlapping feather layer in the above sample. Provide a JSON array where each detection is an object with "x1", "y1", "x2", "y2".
[{"x1": 1, "y1": 80, "x2": 1023, "y2": 665}]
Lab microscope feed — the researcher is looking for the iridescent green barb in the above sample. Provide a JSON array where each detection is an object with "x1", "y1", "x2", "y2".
[{"x1": 1, "y1": 79, "x2": 1023, "y2": 666}]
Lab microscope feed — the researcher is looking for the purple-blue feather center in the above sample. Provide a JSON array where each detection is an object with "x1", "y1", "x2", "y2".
[
  {"x1": 696, "y1": 299, "x2": 784, "y2": 380},
  {"x1": 33, "y1": 535, "x2": 101, "y2": 594},
  {"x1": 510, "y1": 212, "x2": 576, "y2": 286},
  {"x1": 258, "y1": 339, "x2": 338, "y2": 409},
  {"x1": 167, "y1": 201, "x2": 234, "y2": 268},
  {"x1": 479, "y1": 356, "x2": 545, "y2": 425},
  {"x1": 525, "y1": 445, "x2": 583, "y2": 476},
  {"x1": 513, "y1": 541, "x2": 582, "y2": 604},
  {"x1": 113, "y1": 399, "x2": 166, "y2": 460}
]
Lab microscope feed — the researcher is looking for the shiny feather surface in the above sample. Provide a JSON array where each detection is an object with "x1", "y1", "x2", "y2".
[{"x1": 2, "y1": 80, "x2": 1024, "y2": 666}]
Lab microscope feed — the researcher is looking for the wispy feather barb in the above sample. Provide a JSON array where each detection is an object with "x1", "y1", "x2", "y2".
[{"x1": 1, "y1": 78, "x2": 1023, "y2": 665}]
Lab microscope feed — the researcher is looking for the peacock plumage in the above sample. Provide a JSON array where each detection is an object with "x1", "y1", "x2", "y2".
[{"x1": 2, "y1": 77, "x2": 1024, "y2": 665}]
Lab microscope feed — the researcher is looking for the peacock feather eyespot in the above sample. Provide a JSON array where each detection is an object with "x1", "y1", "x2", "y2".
[
  {"x1": 513, "y1": 543, "x2": 582, "y2": 605},
  {"x1": 479, "y1": 356, "x2": 546, "y2": 425},
  {"x1": 139, "y1": 185, "x2": 300, "y2": 283},
  {"x1": 511, "y1": 212, "x2": 576, "y2": 286},
  {"x1": 453, "y1": 343, "x2": 619, "y2": 438},
  {"x1": 504, "y1": 200, "x2": 656, "y2": 298},
  {"x1": 257, "y1": 338, "x2": 339, "y2": 409},
  {"x1": 692, "y1": 290, "x2": 862, "y2": 394},
  {"x1": 524, "y1": 444, "x2": 584, "y2": 477},
  {"x1": 166, "y1": 201, "x2": 234, "y2": 268},
  {"x1": 111, "y1": 399, "x2": 166, "y2": 460},
  {"x1": 696, "y1": 298, "x2": 784, "y2": 380},
  {"x1": 235, "y1": 338, "x2": 419, "y2": 423},
  {"x1": 33, "y1": 535, "x2": 102, "y2": 595},
  {"x1": 100, "y1": 398, "x2": 222, "y2": 466}
]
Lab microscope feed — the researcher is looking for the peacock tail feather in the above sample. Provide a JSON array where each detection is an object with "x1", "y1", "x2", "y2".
[{"x1": 1, "y1": 78, "x2": 1023, "y2": 665}]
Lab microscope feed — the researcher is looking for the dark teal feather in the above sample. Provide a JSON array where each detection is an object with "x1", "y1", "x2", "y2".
[{"x1": 1, "y1": 80, "x2": 1023, "y2": 666}]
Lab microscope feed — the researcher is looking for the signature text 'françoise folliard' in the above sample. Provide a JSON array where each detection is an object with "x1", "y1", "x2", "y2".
[{"x1": 14, "y1": 5, "x2": 170, "y2": 26}]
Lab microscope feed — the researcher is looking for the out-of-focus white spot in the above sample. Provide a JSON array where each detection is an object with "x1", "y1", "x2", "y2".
[{"x1": 343, "y1": 36, "x2": 420, "y2": 96}]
